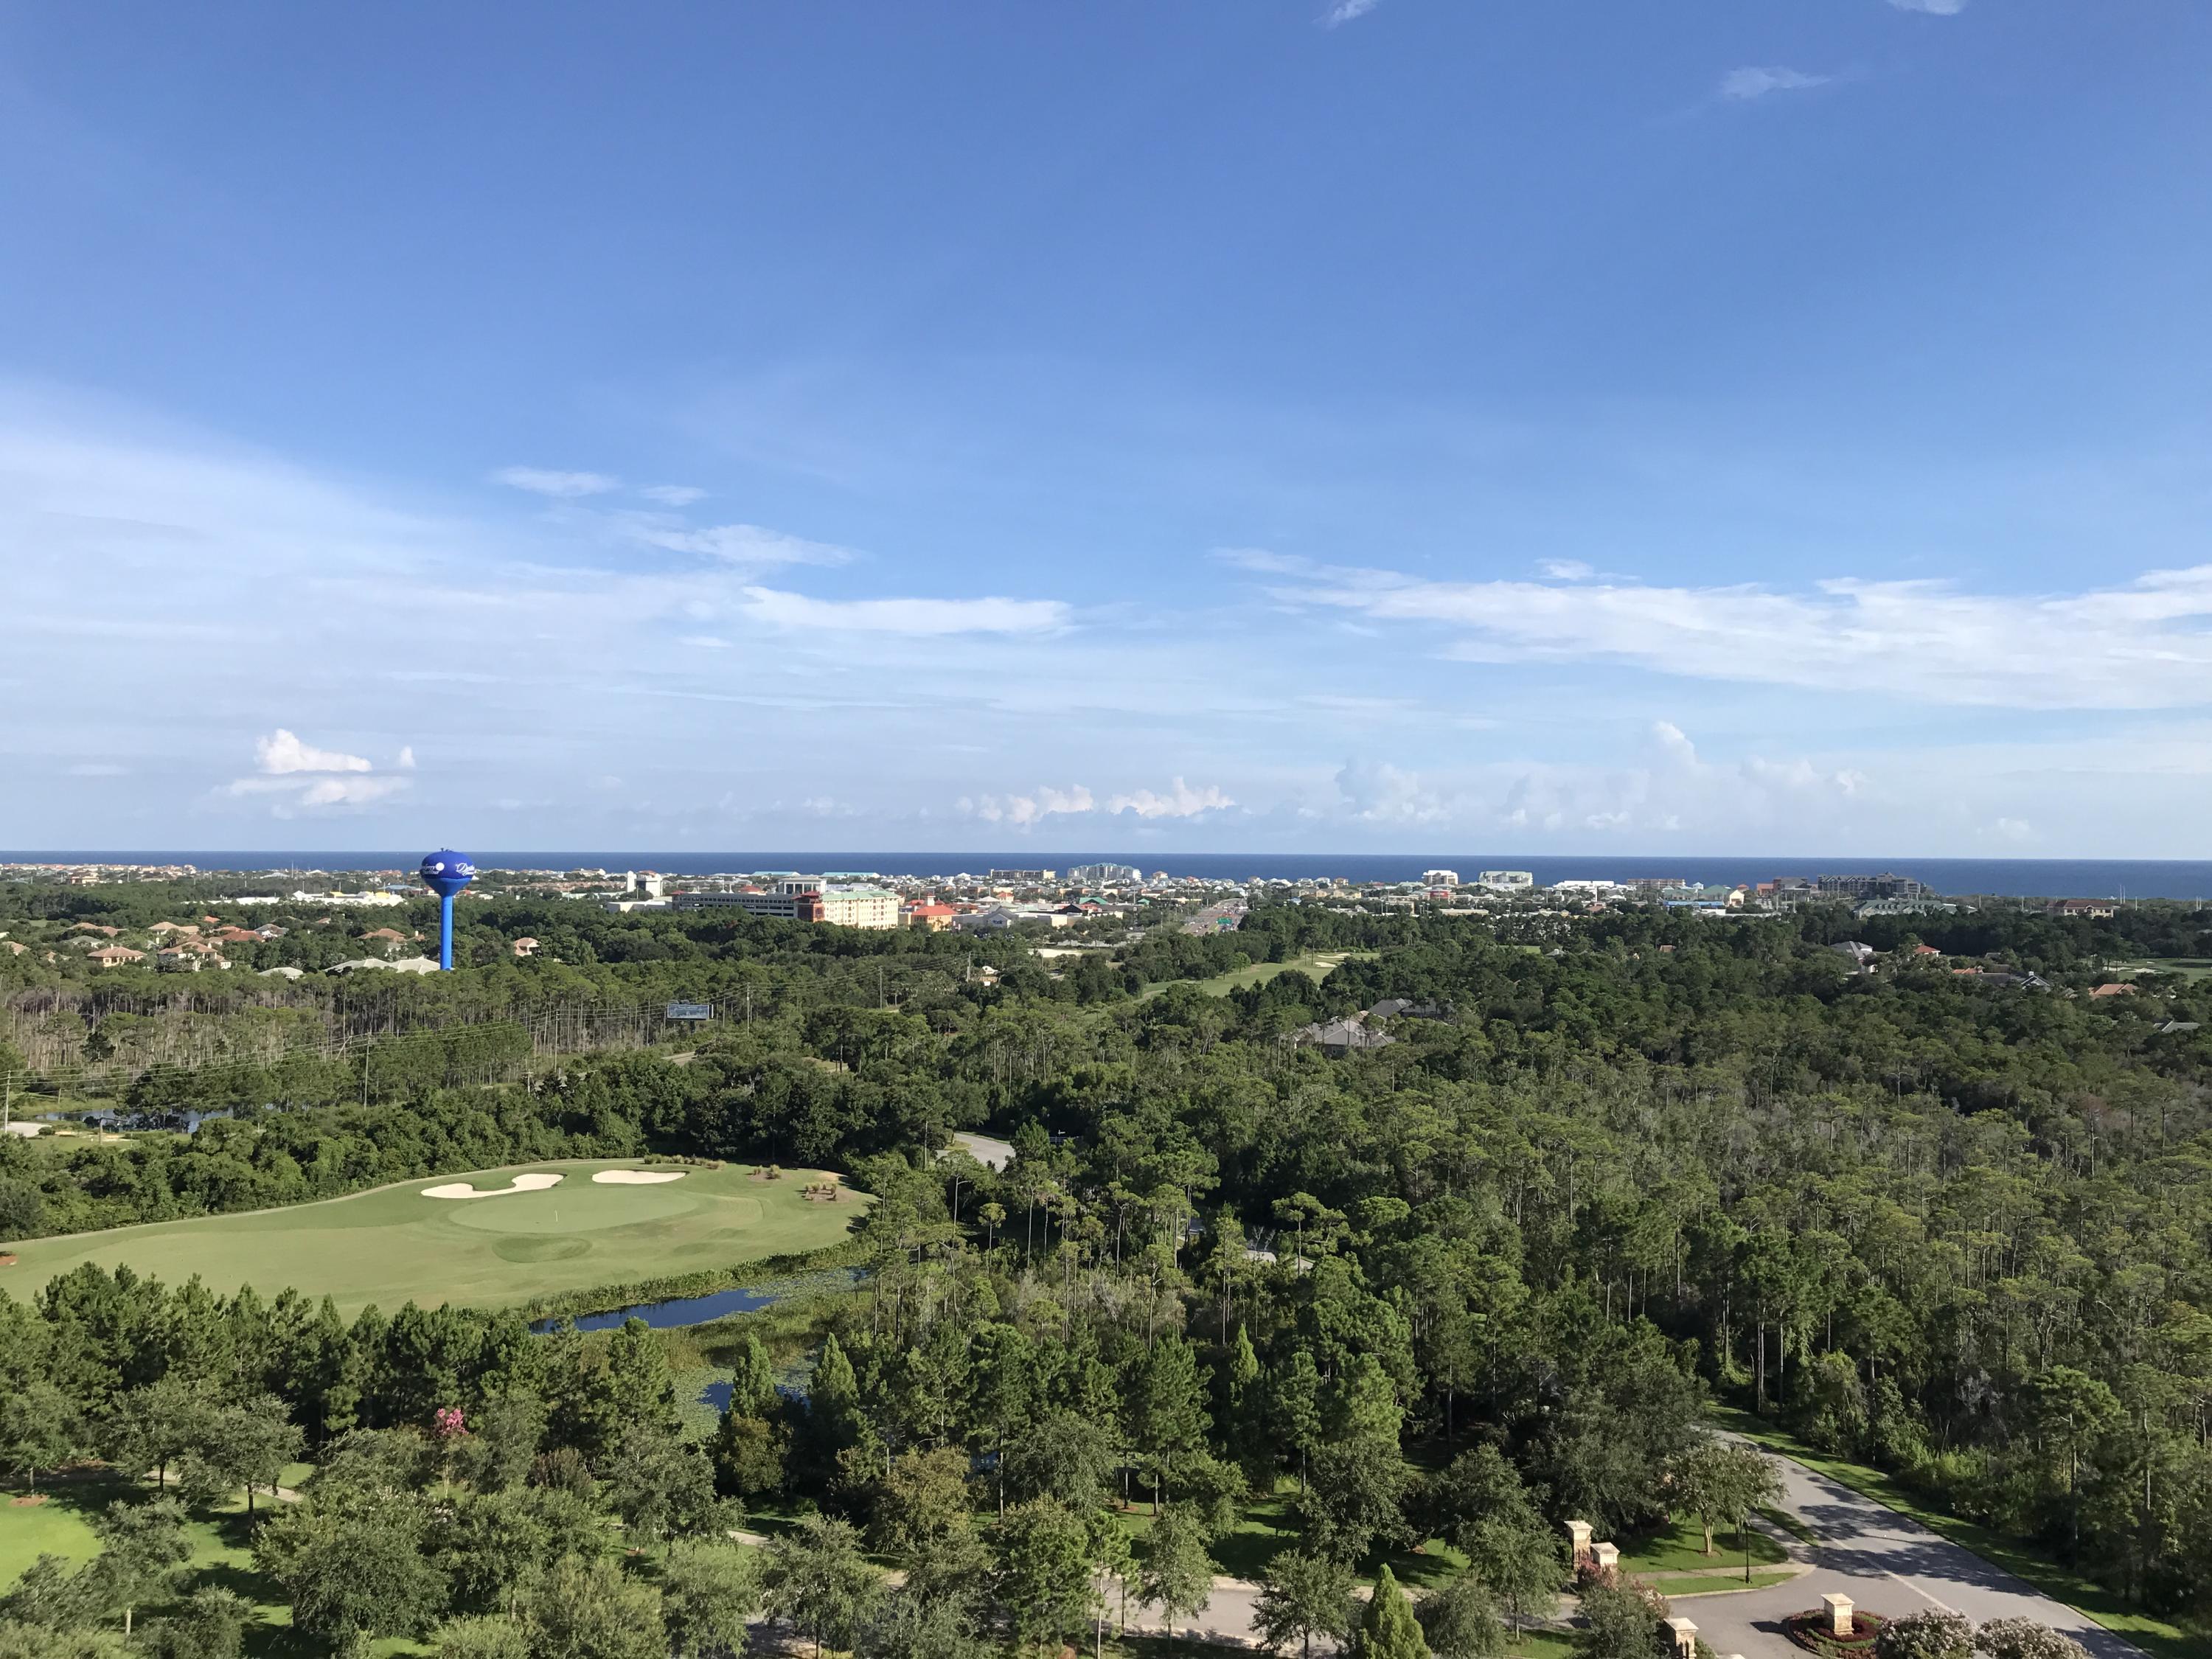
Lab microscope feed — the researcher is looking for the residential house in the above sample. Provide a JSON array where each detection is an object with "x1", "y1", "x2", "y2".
[
  {"x1": 1368, "y1": 998, "x2": 1453, "y2": 1021},
  {"x1": 512, "y1": 936, "x2": 540, "y2": 958},
  {"x1": 88, "y1": 945, "x2": 147, "y2": 968},
  {"x1": 1293, "y1": 1016, "x2": 1397, "y2": 1055},
  {"x1": 2050, "y1": 899, "x2": 2118, "y2": 919}
]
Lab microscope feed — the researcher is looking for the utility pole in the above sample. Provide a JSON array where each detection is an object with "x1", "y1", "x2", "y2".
[{"x1": 361, "y1": 1038, "x2": 372, "y2": 1109}]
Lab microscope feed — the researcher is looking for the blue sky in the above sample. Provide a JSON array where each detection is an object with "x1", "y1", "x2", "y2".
[{"x1": 7, "y1": 1, "x2": 2212, "y2": 855}]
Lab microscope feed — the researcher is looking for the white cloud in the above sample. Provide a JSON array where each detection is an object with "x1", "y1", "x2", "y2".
[
  {"x1": 1889, "y1": 0, "x2": 1964, "y2": 13},
  {"x1": 639, "y1": 484, "x2": 707, "y2": 506},
  {"x1": 742, "y1": 586, "x2": 1070, "y2": 636},
  {"x1": 1321, "y1": 721, "x2": 1874, "y2": 842},
  {"x1": 1490, "y1": 723, "x2": 1869, "y2": 839},
  {"x1": 1720, "y1": 66, "x2": 1829, "y2": 100},
  {"x1": 964, "y1": 784, "x2": 1096, "y2": 827},
  {"x1": 957, "y1": 777, "x2": 1234, "y2": 826},
  {"x1": 1540, "y1": 559, "x2": 1596, "y2": 581},
  {"x1": 1109, "y1": 778, "x2": 1235, "y2": 818},
  {"x1": 490, "y1": 466, "x2": 619, "y2": 498},
  {"x1": 1214, "y1": 547, "x2": 1311, "y2": 575},
  {"x1": 1992, "y1": 816, "x2": 2034, "y2": 841},
  {"x1": 1335, "y1": 759, "x2": 1450, "y2": 824},
  {"x1": 396, "y1": 745, "x2": 417, "y2": 769},
  {"x1": 1321, "y1": 0, "x2": 1381, "y2": 25},
  {"x1": 298, "y1": 775, "x2": 410, "y2": 807},
  {"x1": 627, "y1": 520, "x2": 852, "y2": 570},
  {"x1": 1652, "y1": 720, "x2": 1698, "y2": 765},
  {"x1": 1263, "y1": 562, "x2": 2212, "y2": 711},
  {"x1": 231, "y1": 728, "x2": 407, "y2": 814},
  {"x1": 256, "y1": 728, "x2": 372, "y2": 775}
]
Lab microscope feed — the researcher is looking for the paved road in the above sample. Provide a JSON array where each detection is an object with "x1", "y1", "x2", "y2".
[
  {"x1": 748, "y1": 1441, "x2": 2136, "y2": 1659},
  {"x1": 1681, "y1": 1448, "x2": 2140, "y2": 1659}
]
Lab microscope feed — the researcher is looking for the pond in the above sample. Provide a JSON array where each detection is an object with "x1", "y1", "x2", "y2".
[
  {"x1": 535, "y1": 1285, "x2": 782, "y2": 1333},
  {"x1": 530, "y1": 1267, "x2": 863, "y2": 1334}
]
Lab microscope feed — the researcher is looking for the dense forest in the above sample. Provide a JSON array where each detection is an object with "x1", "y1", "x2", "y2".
[{"x1": 1, "y1": 893, "x2": 2209, "y2": 1655}]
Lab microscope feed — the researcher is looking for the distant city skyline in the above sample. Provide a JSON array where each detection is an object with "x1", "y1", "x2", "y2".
[{"x1": 7, "y1": 3, "x2": 2211, "y2": 854}]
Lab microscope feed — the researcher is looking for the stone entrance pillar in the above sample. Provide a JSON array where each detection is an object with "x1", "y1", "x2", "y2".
[
  {"x1": 1664, "y1": 1616, "x2": 1699, "y2": 1659},
  {"x1": 1566, "y1": 1520, "x2": 1593, "y2": 1566},
  {"x1": 1822, "y1": 1595, "x2": 1854, "y2": 1638}
]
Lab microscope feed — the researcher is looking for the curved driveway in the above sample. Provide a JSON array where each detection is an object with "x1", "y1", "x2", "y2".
[{"x1": 1681, "y1": 1447, "x2": 2140, "y2": 1659}]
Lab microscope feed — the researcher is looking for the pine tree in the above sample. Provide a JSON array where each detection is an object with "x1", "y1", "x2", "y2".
[
  {"x1": 607, "y1": 1318, "x2": 678, "y2": 1435},
  {"x1": 1359, "y1": 1567, "x2": 1427, "y2": 1659},
  {"x1": 731, "y1": 1332, "x2": 779, "y2": 1418},
  {"x1": 1130, "y1": 1336, "x2": 1208, "y2": 1509}
]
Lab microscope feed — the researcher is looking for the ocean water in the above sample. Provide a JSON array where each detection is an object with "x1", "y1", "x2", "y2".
[{"x1": 7, "y1": 851, "x2": 2212, "y2": 900}]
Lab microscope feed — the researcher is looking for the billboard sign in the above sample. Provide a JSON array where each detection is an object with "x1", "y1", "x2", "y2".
[{"x1": 665, "y1": 1002, "x2": 713, "y2": 1022}]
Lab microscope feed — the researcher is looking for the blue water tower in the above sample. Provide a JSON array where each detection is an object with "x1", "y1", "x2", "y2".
[{"x1": 419, "y1": 850, "x2": 476, "y2": 970}]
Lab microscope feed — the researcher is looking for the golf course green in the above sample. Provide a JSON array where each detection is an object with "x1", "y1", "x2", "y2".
[{"x1": 0, "y1": 1160, "x2": 866, "y2": 1316}]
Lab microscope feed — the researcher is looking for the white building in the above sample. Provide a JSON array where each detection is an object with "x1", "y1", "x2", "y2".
[
  {"x1": 1422, "y1": 869, "x2": 1461, "y2": 887},
  {"x1": 1478, "y1": 870, "x2": 1535, "y2": 891},
  {"x1": 674, "y1": 877, "x2": 900, "y2": 929}
]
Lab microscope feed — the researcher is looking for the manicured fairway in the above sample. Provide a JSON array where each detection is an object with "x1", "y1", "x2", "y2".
[
  {"x1": 0, "y1": 1161, "x2": 866, "y2": 1317},
  {"x1": 1143, "y1": 949, "x2": 1379, "y2": 999}
]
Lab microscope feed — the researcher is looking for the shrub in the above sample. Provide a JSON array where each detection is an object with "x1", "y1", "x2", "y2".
[
  {"x1": 1972, "y1": 1620, "x2": 2088, "y2": 1659},
  {"x1": 1575, "y1": 1580, "x2": 1668, "y2": 1659},
  {"x1": 1875, "y1": 1610, "x2": 1972, "y2": 1659},
  {"x1": 1784, "y1": 1609, "x2": 1888, "y2": 1658}
]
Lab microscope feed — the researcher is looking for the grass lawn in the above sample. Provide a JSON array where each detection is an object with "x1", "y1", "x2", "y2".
[
  {"x1": 0, "y1": 1159, "x2": 867, "y2": 1318},
  {"x1": 0, "y1": 1478, "x2": 106, "y2": 1583},
  {"x1": 1660, "y1": 1569, "x2": 1798, "y2": 1597},
  {"x1": 1712, "y1": 1405, "x2": 2205, "y2": 1659},
  {"x1": 1110, "y1": 1493, "x2": 1302, "y2": 1580},
  {"x1": 1617, "y1": 1513, "x2": 1787, "y2": 1574},
  {"x1": 0, "y1": 1467, "x2": 437, "y2": 1657},
  {"x1": 1106, "y1": 1490, "x2": 1467, "y2": 1591},
  {"x1": 1759, "y1": 1503, "x2": 1817, "y2": 1545}
]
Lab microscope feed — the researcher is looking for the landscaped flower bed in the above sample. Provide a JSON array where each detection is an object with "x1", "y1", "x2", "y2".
[{"x1": 1784, "y1": 1608, "x2": 1889, "y2": 1658}]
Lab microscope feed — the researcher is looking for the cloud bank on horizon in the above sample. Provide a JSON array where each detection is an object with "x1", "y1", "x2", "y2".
[{"x1": 0, "y1": 0, "x2": 2200, "y2": 857}]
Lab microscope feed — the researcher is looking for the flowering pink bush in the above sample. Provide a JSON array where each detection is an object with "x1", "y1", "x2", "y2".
[{"x1": 433, "y1": 1405, "x2": 467, "y2": 1440}]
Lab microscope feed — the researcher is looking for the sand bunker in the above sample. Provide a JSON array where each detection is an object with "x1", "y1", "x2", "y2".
[
  {"x1": 592, "y1": 1169, "x2": 687, "y2": 1186},
  {"x1": 422, "y1": 1173, "x2": 566, "y2": 1200}
]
